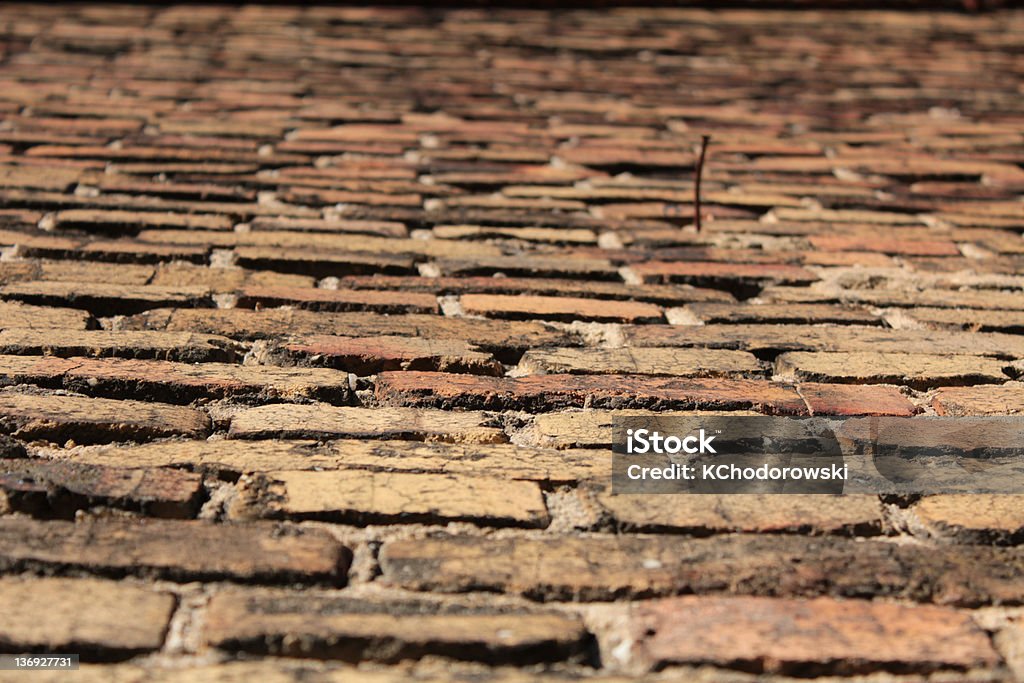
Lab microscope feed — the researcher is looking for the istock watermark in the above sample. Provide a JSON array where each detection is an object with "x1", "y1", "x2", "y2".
[{"x1": 611, "y1": 416, "x2": 1024, "y2": 495}]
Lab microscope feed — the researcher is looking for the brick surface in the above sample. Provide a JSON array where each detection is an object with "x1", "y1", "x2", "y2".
[
  {"x1": 911, "y1": 495, "x2": 1024, "y2": 545},
  {"x1": 228, "y1": 404, "x2": 505, "y2": 443},
  {"x1": 0, "y1": 329, "x2": 240, "y2": 362},
  {"x1": 0, "y1": 355, "x2": 354, "y2": 404},
  {"x1": 630, "y1": 595, "x2": 999, "y2": 674},
  {"x1": 204, "y1": 589, "x2": 593, "y2": 664},
  {"x1": 0, "y1": 300, "x2": 92, "y2": 330},
  {"x1": 0, "y1": 392, "x2": 210, "y2": 443},
  {"x1": 381, "y1": 533, "x2": 1024, "y2": 605},
  {"x1": 777, "y1": 352, "x2": 1012, "y2": 389},
  {"x1": 1, "y1": 4, "x2": 1023, "y2": 679},
  {"x1": 933, "y1": 383, "x2": 1024, "y2": 416},
  {"x1": 798, "y1": 382, "x2": 919, "y2": 416},
  {"x1": 233, "y1": 470, "x2": 548, "y2": 528},
  {"x1": 0, "y1": 457, "x2": 203, "y2": 518},
  {"x1": 0, "y1": 517, "x2": 350, "y2": 583},
  {"x1": 460, "y1": 293, "x2": 664, "y2": 324},
  {"x1": 376, "y1": 372, "x2": 807, "y2": 414},
  {"x1": 599, "y1": 494, "x2": 882, "y2": 535},
  {"x1": 269, "y1": 335, "x2": 502, "y2": 375},
  {"x1": 517, "y1": 347, "x2": 763, "y2": 377},
  {"x1": 0, "y1": 576, "x2": 175, "y2": 658}
]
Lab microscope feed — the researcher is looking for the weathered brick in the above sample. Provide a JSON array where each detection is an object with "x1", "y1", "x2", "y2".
[
  {"x1": 0, "y1": 281, "x2": 212, "y2": 315},
  {"x1": 232, "y1": 470, "x2": 549, "y2": 528},
  {"x1": 0, "y1": 576, "x2": 175, "y2": 659},
  {"x1": 375, "y1": 372, "x2": 807, "y2": 414},
  {"x1": 684, "y1": 303, "x2": 881, "y2": 326},
  {"x1": 228, "y1": 404, "x2": 505, "y2": 443},
  {"x1": 599, "y1": 493, "x2": 882, "y2": 535},
  {"x1": 233, "y1": 246, "x2": 416, "y2": 278},
  {"x1": 777, "y1": 352, "x2": 1011, "y2": 389},
  {"x1": 809, "y1": 234, "x2": 960, "y2": 256},
  {"x1": 0, "y1": 392, "x2": 210, "y2": 444},
  {"x1": 55, "y1": 208, "x2": 232, "y2": 233},
  {"x1": 624, "y1": 324, "x2": 1024, "y2": 359},
  {"x1": 0, "y1": 329, "x2": 240, "y2": 362},
  {"x1": 933, "y1": 383, "x2": 1024, "y2": 416},
  {"x1": 517, "y1": 347, "x2": 763, "y2": 377},
  {"x1": 128, "y1": 309, "x2": 575, "y2": 362},
  {"x1": 0, "y1": 300, "x2": 92, "y2": 330},
  {"x1": 149, "y1": 262, "x2": 314, "y2": 290},
  {"x1": 0, "y1": 517, "x2": 349, "y2": 584},
  {"x1": 799, "y1": 382, "x2": 919, "y2": 416},
  {"x1": 911, "y1": 495, "x2": 1024, "y2": 545},
  {"x1": 204, "y1": 588, "x2": 593, "y2": 664},
  {"x1": 0, "y1": 457, "x2": 203, "y2": 518},
  {"x1": 630, "y1": 595, "x2": 998, "y2": 674},
  {"x1": 0, "y1": 356, "x2": 354, "y2": 405},
  {"x1": 435, "y1": 255, "x2": 619, "y2": 280},
  {"x1": 631, "y1": 262, "x2": 818, "y2": 291},
  {"x1": 0, "y1": 164, "x2": 80, "y2": 191},
  {"x1": 906, "y1": 307, "x2": 1024, "y2": 334},
  {"x1": 236, "y1": 286, "x2": 439, "y2": 314},
  {"x1": 460, "y1": 293, "x2": 663, "y2": 324},
  {"x1": 269, "y1": 335, "x2": 502, "y2": 375},
  {"x1": 380, "y1": 533, "x2": 1024, "y2": 605}
]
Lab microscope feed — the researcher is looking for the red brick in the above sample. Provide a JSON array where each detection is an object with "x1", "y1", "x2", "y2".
[
  {"x1": 460, "y1": 293, "x2": 663, "y2": 324},
  {"x1": 809, "y1": 234, "x2": 960, "y2": 256},
  {"x1": 375, "y1": 371, "x2": 807, "y2": 414},
  {"x1": 933, "y1": 383, "x2": 1024, "y2": 416},
  {"x1": 631, "y1": 595, "x2": 999, "y2": 674},
  {"x1": 799, "y1": 382, "x2": 919, "y2": 416},
  {"x1": 631, "y1": 261, "x2": 818, "y2": 289},
  {"x1": 0, "y1": 457, "x2": 203, "y2": 518}
]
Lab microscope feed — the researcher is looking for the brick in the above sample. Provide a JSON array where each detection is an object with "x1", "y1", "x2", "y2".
[
  {"x1": 0, "y1": 281, "x2": 212, "y2": 315},
  {"x1": 0, "y1": 356, "x2": 354, "y2": 405},
  {"x1": 380, "y1": 533, "x2": 1024, "y2": 605},
  {"x1": 233, "y1": 246, "x2": 416, "y2": 278},
  {"x1": 233, "y1": 470, "x2": 549, "y2": 528},
  {"x1": 375, "y1": 372, "x2": 807, "y2": 414},
  {"x1": 270, "y1": 335, "x2": 502, "y2": 375},
  {"x1": 236, "y1": 286, "x2": 439, "y2": 314},
  {"x1": 0, "y1": 164, "x2": 80, "y2": 191},
  {"x1": 630, "y1": 595, "x2": 998, "y2": 674},
  {"x1": 435, "y1": 255, "x2": 620, "y2": 280},
  {"x1": 55, "y1": 209, "x2": 232, "y2": 233},
  {"x1": 599, "y1": 493, "x2": 882, "y2": 535},
  {"x1": 631, "y1": 261, "x2": 818, "y2": 291},
  {"x1": 933, "y1": 383, "x2": 1024, "y2": 416},
  {"x1": 149, "y1": 262, "x2": 314, "y2": 290},
  {"x1": 37, "y1": 260, "x2": 155, "y2": 285},
  {"x1": 336, "y1": 275, "x2": 734, "y2": 306},
  {"x1": 0, "y1": 300, "x2": 92, "y2": 330},
  {"x1": 0, "y1": 517, "x2": 349, "y2": 584},
  {"x1": 625, "y1": 324, "x2": 1024, "y2": 359},
  {"x1": 133, "y1": 309, "x2": 575, "y2": 361},
  {"x1": 204, "y1": 588, "x2": 592, "y2": 664},
  {"x1": 249, "y1": 216, "x2": 407, "y2": 238},
  {"x1": 906, "y1": 307, "x2": 1024, "y2": 334},
  {"x1": 460, "y1": 294, "x2": 663, "y2": 324},
  {"x1": 684, "y1": 303, "x2": 881, "y2": 326},
  {"x1": 517, "y1": 347, "x2": 763, "y2": 377},
  {"x1": 433, "y1": 225, "x2": 597, "y2": 244},
  {"x1": 809, "y1": 234, "x2": 960, "y2": 256},
  {"x1": 911, "y1": 495, "x2": 1024, "y2": 545},
  {"x1": 74, "y1": 439, "x2": 604, "y2": 484},
  {"x1": 0, "y1": 392, "x2": 210, "y2": 444},
  {"x1": 0, "y1": 576, "x2": 174, "y2": 658},
  {"x1": 228, "y1": 404, "x2": 505, "y2": 443},
  {"x1": 0, "y1": 457, "x2": 203, "y2": 518},
  {"x1": 0, "y1": 329, "x2": 240, "y2": 362},
  {"x1": 777, "y1": 352, "x2": 1011, "y2": 390},
  {"x1": 799, "y1": 382, "x2": 919, "y2": 416}
]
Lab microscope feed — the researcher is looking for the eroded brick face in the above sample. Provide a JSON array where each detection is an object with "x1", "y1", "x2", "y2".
[{"x1": 0, "y1": 2, "x2": 1021, "y2": 681}]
